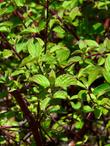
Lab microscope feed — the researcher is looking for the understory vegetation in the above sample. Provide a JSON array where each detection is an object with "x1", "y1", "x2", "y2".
[{"x1": 0, "y1": 0, "x2": 110, "y2": 146}]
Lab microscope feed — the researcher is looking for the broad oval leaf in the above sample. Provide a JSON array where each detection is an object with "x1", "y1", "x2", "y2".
[
  {"x1": 53, "y1": 91, "x2": 68, "y2": 99},
  {"x1": 2, "y1": 49, "x2": 12, "y2": 58},
  {"x1": 55, "y1": 74, "x2": 76, "y2": 89},
  {"x1": 16, "y1": 42, "x2": 27, "y2": 53},
  {"x1": 11, "y1": 69, "x2": 24, "y2": 76},
  {"x1": 56, "y1": 48, "x2": 70, "y2": 65},
  {"x1": 0, "y1": 26, "x2": 10, "y2": 32},
  {"x1": 75, "y1": 120, "x2": 84, "y2": 129},
  {"x1": 30, "y1": 74, "x2": 50, "y2": 88},
  {"x1": 69, "y1": 7, "x2": 81, "y2": 20},
  {"x1": 79, "y1": 40, "x2": 87, "y2": 49},
  {"x1": 21, "y1": 28, "x2": 39, "y2": 34},
  {"x1": 20, "y1": 55, "x2": 35, "y2": 67},
  {"x1": 103, "y1": 69, "x2": 110, "y2": 83},
  {"x1": 83, "y1": 105, "x2": 93, "y2": 113},
  {"x1": 14, "y1": 0, "x2": 26, "y2": 7},
  {"x1": 93, "y1": 83, "x2": 110, "y2": 97},
  {"x1": 41, "y1": 97, "x2": 50, "y2": 110},
  {"x1": 68, "y1": 56, "x2": 82, "y2": 64},
  {"x1": 71, "y1": 101, "x2": 81, "y2": 110},
  {"x1": 62, "y1": 1, "x2": 72, "y2": 8},
  {"x1": 85, "y1": 40, "x2": 99, "y2": 47},
  {"x1": 105, "y1": 55, "x2": 110, "y2": 72},
  {"x1": 78, "y1": 65, "x2": 100, "y2": 87},
  {"x1": 27, "y1": 38, "x2": 42, "y2": 59}
]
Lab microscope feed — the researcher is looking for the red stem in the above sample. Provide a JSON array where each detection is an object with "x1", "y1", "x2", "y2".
[{"x1": 11, "y1": 90, "x2": 43, "y2": 146}]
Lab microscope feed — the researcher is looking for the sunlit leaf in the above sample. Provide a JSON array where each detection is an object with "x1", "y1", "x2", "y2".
[
  {"x1": 56, "y1": 47, "x2": 70, "y2": 65},
  {"x1": 41, "y1": 97, "x2": 50, "y2": 110},
  {"x1": 71, "y1": 101, "x2": 81, "y2": 110},
  {"x1": 55, "y1": 74, "x2": 76, "y2": 89},
  {"x1": 93, "y1": 83, "x2": 110, "y2": 97},
  {"x1": 11, "y1": 69, "x2": 24, "y2": 76},
  {"x1": 20, "y1": 55, "x2": 35, "y2": 67},
  {"x1": 2, "y1": 49, "x2": 12, "y2": 58},
  {"x1": 0, "y1": 26, "x2": 10, "y2": 32},
  {"x1": 105, "y1": 55, "x2": 110, "y2": 72},
  {"x1": 14, "y1": 0, "x2": 25, "y2": 6},
  {"x1": 85, "y1": 40, "x2": 99, "y2": 47},
  {"x1": 53, "y1": 91, "x2": 68, "y2": 99},
  {"x1": 69, "y1": 7, "x2": 81, "y2": 20},
  {"x1": 75, "y1": 120, "x2": 84, "y2": 129},
  {"x1": 83, "y1": 105, "x2": 93, "y2": 113},
  {"x1": 30, "y1": 74, "x2": 50, "y2": 88},
  {"x1": 27, "y1": 38, "x2": 42, "y2": 59}
]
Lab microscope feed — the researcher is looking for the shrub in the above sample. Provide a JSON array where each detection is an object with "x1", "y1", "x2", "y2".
[{"x1": 0, "y1": 0, "x2": 110, "y2": 146}]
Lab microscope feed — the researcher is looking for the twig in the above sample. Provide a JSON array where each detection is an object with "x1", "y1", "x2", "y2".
[
  {"x1": 0, "y1": 32, "x2": 22, "y2": 60},
  {"x1": 11, "y1": 90, "x2": 43, "y2": 146},
  {"x1": 0, "y1": 125, "x2": 23, "y2": 129},
  {"x1": 49, "y1": 9, "x2": 80, "y2": 41},
  {"x1": 44, "y1": 0, "x2": 49, "y2": 53},
  {"x1": 88, "y1": 91, "x2": 110, "y2": 110},
  {"x1": 41, "y1": 127, "x2": 56, "y2": 144}
]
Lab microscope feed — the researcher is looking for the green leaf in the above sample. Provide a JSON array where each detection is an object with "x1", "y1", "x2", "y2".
[
  {"x1": 94, "y1": 108, "x2": 102, "y2": 119},
  {"x1": 30, "y1": 74, "x2": 50, "y2": 88},
  {"x1": 11, "y1": 69, "x2": 24, "y2": 76},
  {"x1": 79, "y1": 40, "x2": 87, "y2": 49},
  {"x1": 104, "y1": 144, "x2": 110, "y2": 146},
  {"x1": 93, "y1": 83, "x2": 110, "y2": 97},
  {"x1": 103, "y1": 68, "x2": 110, "y2": 83},
  {"x1": 97, "y1": 98, "x2": 110, "y2": 107},
  {"x1": 43, "y1": 53, "x2": 57, "y2": 65},
  {"x1": 6, "y1": 5, "x2": 15, "y2": 13},
  {"x1": 55, "y1": 74, "x2": 76, "y2": 89},
  {"x1": 83, "y1": 105, "x2": 93, "y2": 113},
  {"x1": 71, "y1": 95, "x2": 78, "y2": 100},
  {"x1": 105, "y1": 55, "x2": 110, "y2": 72},
  {"x1": 53, "y1": 91, "x2": 68, "y2": 99},
  {"x1": 75, "y1": 120, "x2": 84, "y2": 129},
  {"x1": 27, "y1": 38, "x2": 42, "y2": 59},
  {"x1": 49, "y1": 19, "x2": 58, "y2": 29},
  {"x1": 27, "y1": 39, "x2": 36, "y2": 57},
  {"x1": 56, "y1": 48, "x2": 70, "y2": 65},
  {"x1": 36, "y1": 38, "x2": 44, "y2": 47},
  {"x1": 93, "y1": 23, "x2": 104, "y2": 34},
  {"x1": 87, "y1": 68, "x2": 100, "y2": 87},
  {"x1": 76, "y1": 80, "x2": 86, "y2": 88},
  {"x1": 85, "y1": 40, "x2": 99, "y2": 47},
  {"x1": 16, "y1": 42, "x2": 27, "y2": 53},
  {"x1": 20, "y1": 55, "x2": 35, "y2": 67},
  {"x1": 62, "y1": 1, "x2": 72, "y2": 8},
  {"x1": 69, "y1": 7, "x2": 81, "y2": 20},
  {"x1": 41, "y1": 97, "x2": 50, "y2": 110},
  {"x1": 78, "y1": 65, "x2": 100, "y2": 87},
  {"x1": 0, "y1": 26, "x2": 10, "y2": 32},
  {"x1": 71, "y1": 101, "x2": 81, "y2": 110},
  {"x1": 104, "y1": 38, "x2": 110, "y2": 50},
  {"x1": 50, "y1": 44, "x2": 62, "y2": 53},
  {"x1": 2, "y1": 49, "x2": 12, "y2": 58},
  {"x1": 0, "y1": 21, "x2": 13, "y2": 27},
  {"x1": 49, "y1": 70, "x2": 56, "y2": 86},
  {"x1": 98, "y1": 57, "x2": 105, "y2": 65},
  {"x1": 68, "y1": 56, "x2": 82, "y2": 64},
  {"x1": 49, "y1": 105, "x2": 60, "y2": 113},
  {"x1": 14, "y1": 0, "x2": 25, "y2": 6},
  {"x1": 21, "y1": 27, "x2": 39, "y2": 34},
  {"x1": 53, "y1": 26, "x2": 65, "y2": 38}
]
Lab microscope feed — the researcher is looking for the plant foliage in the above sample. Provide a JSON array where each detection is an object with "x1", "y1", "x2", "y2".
[{"x1": 0, "y1": 0, "x2": 110, "y2": 146}]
